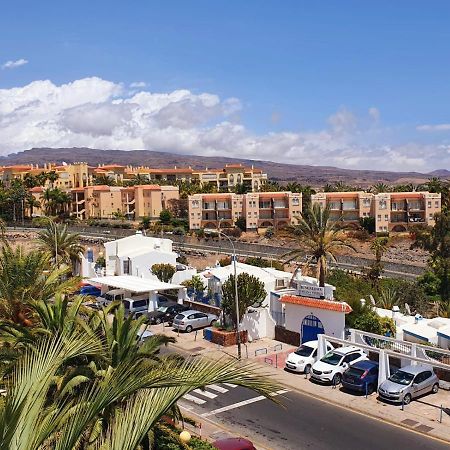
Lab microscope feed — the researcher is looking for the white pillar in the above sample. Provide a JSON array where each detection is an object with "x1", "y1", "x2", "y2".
[
  {"x1": 178, "y1": 287, "x2": 187, "y2": 304},
  {"x1": 378, "y1": 350, "x2": 391, "y2": 388},
  {"x1": 349, "y1": 328, "x2": 356, "y2": 343},
  {"x1": 317, "y1": 334, "x2": 328, "y2": 360},
  {"x1": 148, "y1": 291, "x2": 158, "y2": 312},
  {"x1": 411, "y1": 343, "x2": 417, "y2": 365}
]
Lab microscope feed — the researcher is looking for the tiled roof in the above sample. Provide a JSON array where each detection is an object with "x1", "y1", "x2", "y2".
[
  {"x1": 280, "y1": 295, "x2": 352, "y2": 313},
  {"x1": 29, "y1": 186, "x2": 44, "y2": 192}
]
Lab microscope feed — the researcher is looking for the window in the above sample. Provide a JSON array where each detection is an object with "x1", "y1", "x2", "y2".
[
  {"x1": 132, "y1": 299, "x2": 148, "y2": 308},
  {"x1": 188, "y1": 314, "x2": 196, "y2": 320},
  {"x1": 248, "y1": 212, "x2": 251, "y2": 217},
  {"x1": 435, "y1": 201, "x2": 439, "y2": 207},
  {"x1": 377, "y1": 215, "x2": 381, "y2": 221},
  {"x1": 123, "y1": 259, "x2": 130, "y2": 274},
  {"x1": 427, "y1": 201, "x2": 431, "y2": 208},
  {"x1": 195, "y1": 313, "x2": 207, "y2": 318},
  {"x1": 384, "y1": 214, "x2": 388, "y2": 221},
  {"x1": 379, "y1": 200, "x2": 387, "y2": 209},
  {"x1": 292, "y1": 197, "x2": 300, "y2": 206},
  {"x1": 363, "y1": 198, "x2": 371, "y2": 207}
]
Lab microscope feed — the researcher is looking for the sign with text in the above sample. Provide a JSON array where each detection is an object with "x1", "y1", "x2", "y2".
[{"x1": 298, "y1": 284, "x2": 325, "y2": 299}]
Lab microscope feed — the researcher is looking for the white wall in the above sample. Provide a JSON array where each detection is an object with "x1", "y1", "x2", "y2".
[
  {"x1": 241, "y1": 307, "x2": 276, "y2": 340},
  {"x1": 123, "y1": 251, "x2": 177, "y2": 278},
  {"x1": 104, "y1": 234, "x2": 174, "y2": 259},
  {"x1": 284, "y1": 303, "x2": 346, "y2": 340}
]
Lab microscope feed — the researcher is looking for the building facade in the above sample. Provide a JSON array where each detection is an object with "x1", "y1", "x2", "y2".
[
  {"x1": 188, "y1": 191, "x2": 302, "y2": 230},
  {"x1": 311, "y1": 191, "x2": 441, "y2": 232}
]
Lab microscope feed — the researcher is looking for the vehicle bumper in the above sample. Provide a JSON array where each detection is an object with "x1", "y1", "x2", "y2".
[
  {"x1": 378, "y1": 391, "x2": 402, "y2": 402},
  {"x1": 342, "y1": 381, "x2": 366, "y2": 392},
  {"x1": 285, "y1": 362, "x2": 306, "y2": 373},
  {"x1": 173, "y1": 323, "x2": 187, "y2": 331},
  {"x1": 310, "y1": 372, "x2": 333, "y2": 383}
]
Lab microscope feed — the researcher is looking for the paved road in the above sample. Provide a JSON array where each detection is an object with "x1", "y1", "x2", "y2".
[{"x1": 179, "y1": 384, "x2": 449, "y2": 450}]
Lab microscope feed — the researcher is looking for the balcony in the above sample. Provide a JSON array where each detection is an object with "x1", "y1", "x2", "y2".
[
  {"x1": 259, "y1": 201, "x2": 272, "y2": 209},
  {"x1": 216, "y1": 202, "x2": 231, "y2": 210},
  {"x1": 259, "y1": 211, "x2": 273, "y2": 220},
  {"x1": 202, "y1": 203, "x2": 216, "y2": 210}
]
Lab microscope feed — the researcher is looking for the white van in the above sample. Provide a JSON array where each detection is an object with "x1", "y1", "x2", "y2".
[
  {"x1": 102, "y1": 289, "x2": 126, "y2": 305},
  {"x1": 123, "y1": 297, "x2": 150, "y2": 317}
]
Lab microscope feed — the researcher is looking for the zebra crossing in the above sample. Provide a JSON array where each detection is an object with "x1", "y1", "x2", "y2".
[{"x1": 181, "y1": 383, "x2": 237, "y2": 405}]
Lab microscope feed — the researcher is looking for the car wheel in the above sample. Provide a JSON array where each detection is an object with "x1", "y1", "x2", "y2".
[
  {"x1": 304, "y1": 364, "x2": 311, "y2": 374},
  {"x1": 332, "y1": 373, "x2": 342, "y2": 385},
  {"x1": 403, "y1": 393, "x2": 412, "y2": 405},
  {"x1": 432, "y1": 383, "x2": 439, "y2": 394},
  {"x1": 186, "y1": 325, "x2": 193, "y2": 333},
  {"x1": 210, "y1": 319, "x2": 216, "y2": 326},
  {"x1": 155, "y1": 318, "x2": 162, "y2": 325},
  {"x1": 366, "y1": 383, "x2": 375, "y2": 395}
]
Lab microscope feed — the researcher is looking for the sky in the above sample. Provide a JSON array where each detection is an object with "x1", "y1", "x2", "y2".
[{"x1": 1, "y1": 0, "x2": 450, "y2": 172}]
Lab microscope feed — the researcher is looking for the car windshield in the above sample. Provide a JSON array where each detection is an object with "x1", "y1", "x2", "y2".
[
  {"x1": 388, "y1": 370, "x2": 414, "y2": 386},
  {"x1": 157, "y1": 306, "x2": 168, "y2": 313},
  {"x1": 295, "y1": 345, "x2": 314, "y2": 357},
  {"x1": 174, "y1": 314, "x2": 185, "y2": 320},
  {"x1": 346, "y1": 367, "x2": 365, "y2": 378},
  {"x1": 105, "y1": 293, "x2": 114, "y2": 302},
  {"x1": 320, "y1": 352, "x2": 342, "y2": 366}
]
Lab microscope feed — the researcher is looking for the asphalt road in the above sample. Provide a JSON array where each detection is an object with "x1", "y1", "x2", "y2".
[{"x1": 179, "y1": 385, "x2": 450, "y2": 450}]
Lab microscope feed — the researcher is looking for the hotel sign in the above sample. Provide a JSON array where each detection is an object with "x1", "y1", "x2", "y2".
[{"x1": 298, "y1": 284, "x2": 325, "y2": 299}]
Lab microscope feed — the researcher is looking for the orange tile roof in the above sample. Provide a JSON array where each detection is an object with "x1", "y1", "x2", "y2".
[
  {"x1": 99, "y1": 164, "x2": 125, "y2": 169},
  {"x1": 2, "y1": 165, "x2": 33, "y2": 171},
  {"x1": 29, "y1": 186, "x2": 44, "y2": 192},
  {"x1": 280, "y1": 295, "x2": 352, "y2": 313},
  {"x1": 133, "y1": 184, "x2": 162, "y2": 190}
]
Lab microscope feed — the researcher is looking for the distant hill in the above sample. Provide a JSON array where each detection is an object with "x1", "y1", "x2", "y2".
[
  {"x1": 429, "y1": 169, "x2": 450, "y2": 177},
  {"x1": 0, "y1": 147, "x2": 444, "y2": 187}
]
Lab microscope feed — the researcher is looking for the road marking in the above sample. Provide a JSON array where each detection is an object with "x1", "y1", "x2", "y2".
[
  {"x1": 207, "y1": 384, "x2": 229, "y2": 393},
  {"x1": 223, "y1": 383, "x2": 237, "y2": 388},
  {"x1": 201, "y1": 389, "x2": 288, "y2": 417},
  {"x1": 193, "y1": 388, "x2": 217, "y2": 399},
  {"x1": 182, "y1": 394, "x2": 206, "y2": 405}
]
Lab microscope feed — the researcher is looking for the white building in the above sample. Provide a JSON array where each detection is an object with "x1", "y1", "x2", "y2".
[
  {"x1": 201, "y1": 262, "x2": 336, "y2": 341},
  {"x1": 103, "y1": 232, "x2": 178, "y2": 279}
]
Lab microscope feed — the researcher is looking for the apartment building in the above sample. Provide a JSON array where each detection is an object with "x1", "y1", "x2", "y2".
[
  {"x1": 125, "y1": 163, "x2": 267, "y2": 191},
  {"x1": 30, "y1": 184, "x2": 179, "y2": 220},
  {"x1": 311, "y1": 191, "x2": 441, "y2": 232},
  {"x1": 188, "y1": 191, "x2": 302, "y2": 230},
  {"x1": 0, "y1": 162, "x2": 90, "y2": 189}
]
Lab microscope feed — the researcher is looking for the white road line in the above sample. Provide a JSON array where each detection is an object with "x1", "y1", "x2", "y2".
[
  {"x1": 201, "y1": 389, "x2": 288, "y2": 417},
  {"x1": 193, "y1": 389, "x2": 217, "y2": 399},
  {"x1": 223, "y1": 383, "x2": 237, "y2": 388},
  {"x1": 182, "y1": 394, "x2": 206, "y2": 405},
  {"x1": 207, "y1": 384, "x2": 229, "y2": 393}
]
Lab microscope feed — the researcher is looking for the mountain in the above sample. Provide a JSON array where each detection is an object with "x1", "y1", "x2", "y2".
[
  {"x1": 0, "y1": 147, "x2": 441, "y2": 187},
  {"x1": 428, "y1": 169, "x2": 450, "y2": 177}
]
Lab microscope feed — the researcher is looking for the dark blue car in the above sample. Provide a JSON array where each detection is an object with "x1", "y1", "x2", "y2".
[
  {"x1": 78, "y1": 285, "x2": 102, "y2": 297},
  {"x1": 342, "y1": 360, "x2": 379, "y2": 394}
]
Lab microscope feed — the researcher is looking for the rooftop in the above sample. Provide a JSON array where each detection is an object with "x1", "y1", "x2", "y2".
[
  {"x1": 280, "y1": 295, "x2": 352, "y2": 313},
  {"x1": 88, "y1": 275, "x2": 183, "y2": 293}
]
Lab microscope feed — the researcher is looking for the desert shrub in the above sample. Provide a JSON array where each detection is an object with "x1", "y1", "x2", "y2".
[
  {"x1": 264, "y1": 227, "x2": 275, "y2": 238},
  {"x1": 221, "y1": 227, "x2": 242, "y2": 238},
  {"x1": 235, "y1": 216, "x2": 246, "y2": 231}
]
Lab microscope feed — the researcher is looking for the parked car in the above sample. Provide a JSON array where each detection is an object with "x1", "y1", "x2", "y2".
[
  {"x1": 212, "y1": 437, "x2": 256, "y2": 450},
  {"x1": 378, "y1": 364, "x2": 439, "y2": 404},
  {"x1": 342, "y1": 360, "x2": 379, "y2": 394},
  {"x1": 77, "y1": 284, "x2": 102, "y2": 297},
  {"x1": 310, "y1": 346, "x2": 368, "y2": 385},
  {"x1": 102, "y1": 289, "x2": 126, "y2": 305},
  {"x1": 137, "y1": 329, "x2": 154, "y2": 342},
  {"x1": 172, "y1": 309, "x2": 218, "y2": 332},
  {"x1": 285, "y1": 340, "x2": 334, "y2": 374},
  {"x1": 146, "y1": 303, "x2": 189, "y2": 325}
]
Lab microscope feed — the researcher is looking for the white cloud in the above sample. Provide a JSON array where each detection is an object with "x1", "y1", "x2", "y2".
[
  {"x1": 0, "y1": 76, "x2": 449, "y2": 172},
  {"x1": 1, "y1": 58, "x2": 28, "y2": 70},
  {"x1": 130, "y1": 81, "x2": 147, "y2": 88},
  {"x1": 417, "y1": 123, "x2": 450, "y2": 132}
]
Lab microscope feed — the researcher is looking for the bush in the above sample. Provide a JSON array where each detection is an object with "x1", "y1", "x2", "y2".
[
  {"x1": 159, "y1": 209, "x2": 173, "y2": 225},
  {"x1": 176, "y1": 253, "x2": 188, "y2": 265},
  {"x1": 172, "y1": 226, "x2": 185, "y2": 236},
  {"x1": 218, "y1": 256, "x2": 232, "y2": 266},
  {"x1": 264, "y1": 227, "x2": 275, "y2": 238},
  {"x1": 359, "y1": 217, "x2": 375, "y2": 234},
  {"x1": 235, "y1": 217, "x2": 246, "y2": 231},
  {"x1": 194, "y1": 229, "x2": 205, "y2": 238},
  {"x1": 31, "y1": 216, "x2": 50, "y2": 228},
  {"x1": 151, "y1": 263, "x2": 176, "y2": 282},
  {"x1": 244, "y1": 256, "x2": 284, "y2": 271},
  {"x1": 348, "y1": 228, "x2": 370, "y2": 241},
  {"x1": 351, "y1": 308, "x2": 396, "y2": 336}
]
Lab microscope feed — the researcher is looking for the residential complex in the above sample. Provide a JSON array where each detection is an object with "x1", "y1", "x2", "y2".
[
  {"x1": 188, "y1": 191, "x2": 302, "y2": 230},
  {"x1": 29, "y1": 184, "x2": 179, "y2": 220},
  {"x1": 0, "y1": 162, "x2": 267, "y2": 192},
  {"x1": 311, "y1": 191, "x2": 441, "y2": 232}
]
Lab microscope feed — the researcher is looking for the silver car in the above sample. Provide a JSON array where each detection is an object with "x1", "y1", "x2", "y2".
[
  {"x1": 378, "y1": 364, "x2": 439, "y2": 404},
  {"x1": 172, "y1": 309, "x2": 218, "y2": 332}
]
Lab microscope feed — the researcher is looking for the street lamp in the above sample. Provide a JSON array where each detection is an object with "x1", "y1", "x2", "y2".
[{"x1": 204, "y1": 227, "x2": 241, "y2": 359}]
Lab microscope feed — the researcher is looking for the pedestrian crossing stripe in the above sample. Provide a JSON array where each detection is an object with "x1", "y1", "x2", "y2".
[
  {"x1": 182, "y1": 393, "x2": 206, "y2": 405},
  {"x1": 223, "y1": 383, "x2": 237, "y2": 388},
  {"x1": 193, "y1": 388, "x2": 217, "y2": 399},
  {"x1": 207, "y1": 384, "x2": 229, "y2": 393}
]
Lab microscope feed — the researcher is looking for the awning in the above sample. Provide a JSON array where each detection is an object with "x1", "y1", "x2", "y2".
[{"x1": 88, "y1": 275, "x2": 184, "y2": 293}]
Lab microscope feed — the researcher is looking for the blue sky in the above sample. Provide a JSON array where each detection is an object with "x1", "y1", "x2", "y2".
[{"x1": 1, "y1": 1, "x2": 449, "y2": 171}]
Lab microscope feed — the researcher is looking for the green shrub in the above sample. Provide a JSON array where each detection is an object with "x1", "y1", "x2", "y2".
[{"x1": 264, "y1": 227, "x2": 275, "y2": 238}]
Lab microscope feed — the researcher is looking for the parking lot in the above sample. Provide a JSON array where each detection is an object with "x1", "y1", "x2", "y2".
[{"x1": 145, "y1": 323, "x2": 450, "y2": 442}]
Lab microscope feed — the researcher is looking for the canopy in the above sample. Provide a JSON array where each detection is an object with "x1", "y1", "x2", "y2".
[{"x1": 88, "y1": 275, "x2": 184, "y2": 293}]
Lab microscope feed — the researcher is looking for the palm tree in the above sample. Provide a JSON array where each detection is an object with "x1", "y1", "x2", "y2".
[
  {"x1": 0, "y1": 326, "x2": 278, "y2": 449},
  {"x1": 283, "y1": 204, "x2": 356, "y2": 286},
  {"x1": 37, "y1": 220, "x2": 84, "y2": 271},
  {"x1": 370, "y1": 182, "x2": 390, "y2": 194},
  {"x1": 0, "y1": 243, "x2": 79, "y2": 327},
  {"x1": 370, "y1": 236, "x2": 389, "y2": 263}
]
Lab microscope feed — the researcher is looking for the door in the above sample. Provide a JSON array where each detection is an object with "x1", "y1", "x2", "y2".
[
  {"x1": 301, "y1": 315, "x2": 325, "y2": 344},
  {"x1": 195, "y1": 313, "x2": 208, "y2": 328}
]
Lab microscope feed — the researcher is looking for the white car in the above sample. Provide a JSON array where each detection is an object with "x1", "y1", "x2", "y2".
[
  {"x1": 310, "y1": 346, "x2": 368, "y2": 385},
  {"x1": 285, "y1": 340, "x2": 334, "y2": 374}
]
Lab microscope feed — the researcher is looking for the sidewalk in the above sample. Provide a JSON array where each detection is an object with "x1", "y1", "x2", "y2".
[{"x1": 151, "y1": 324, "x2": 450, "y2": 444}]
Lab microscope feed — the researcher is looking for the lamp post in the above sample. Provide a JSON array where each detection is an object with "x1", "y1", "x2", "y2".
[{"x1": 204, "y1": 227, "x2": 241, "y2": 359}]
